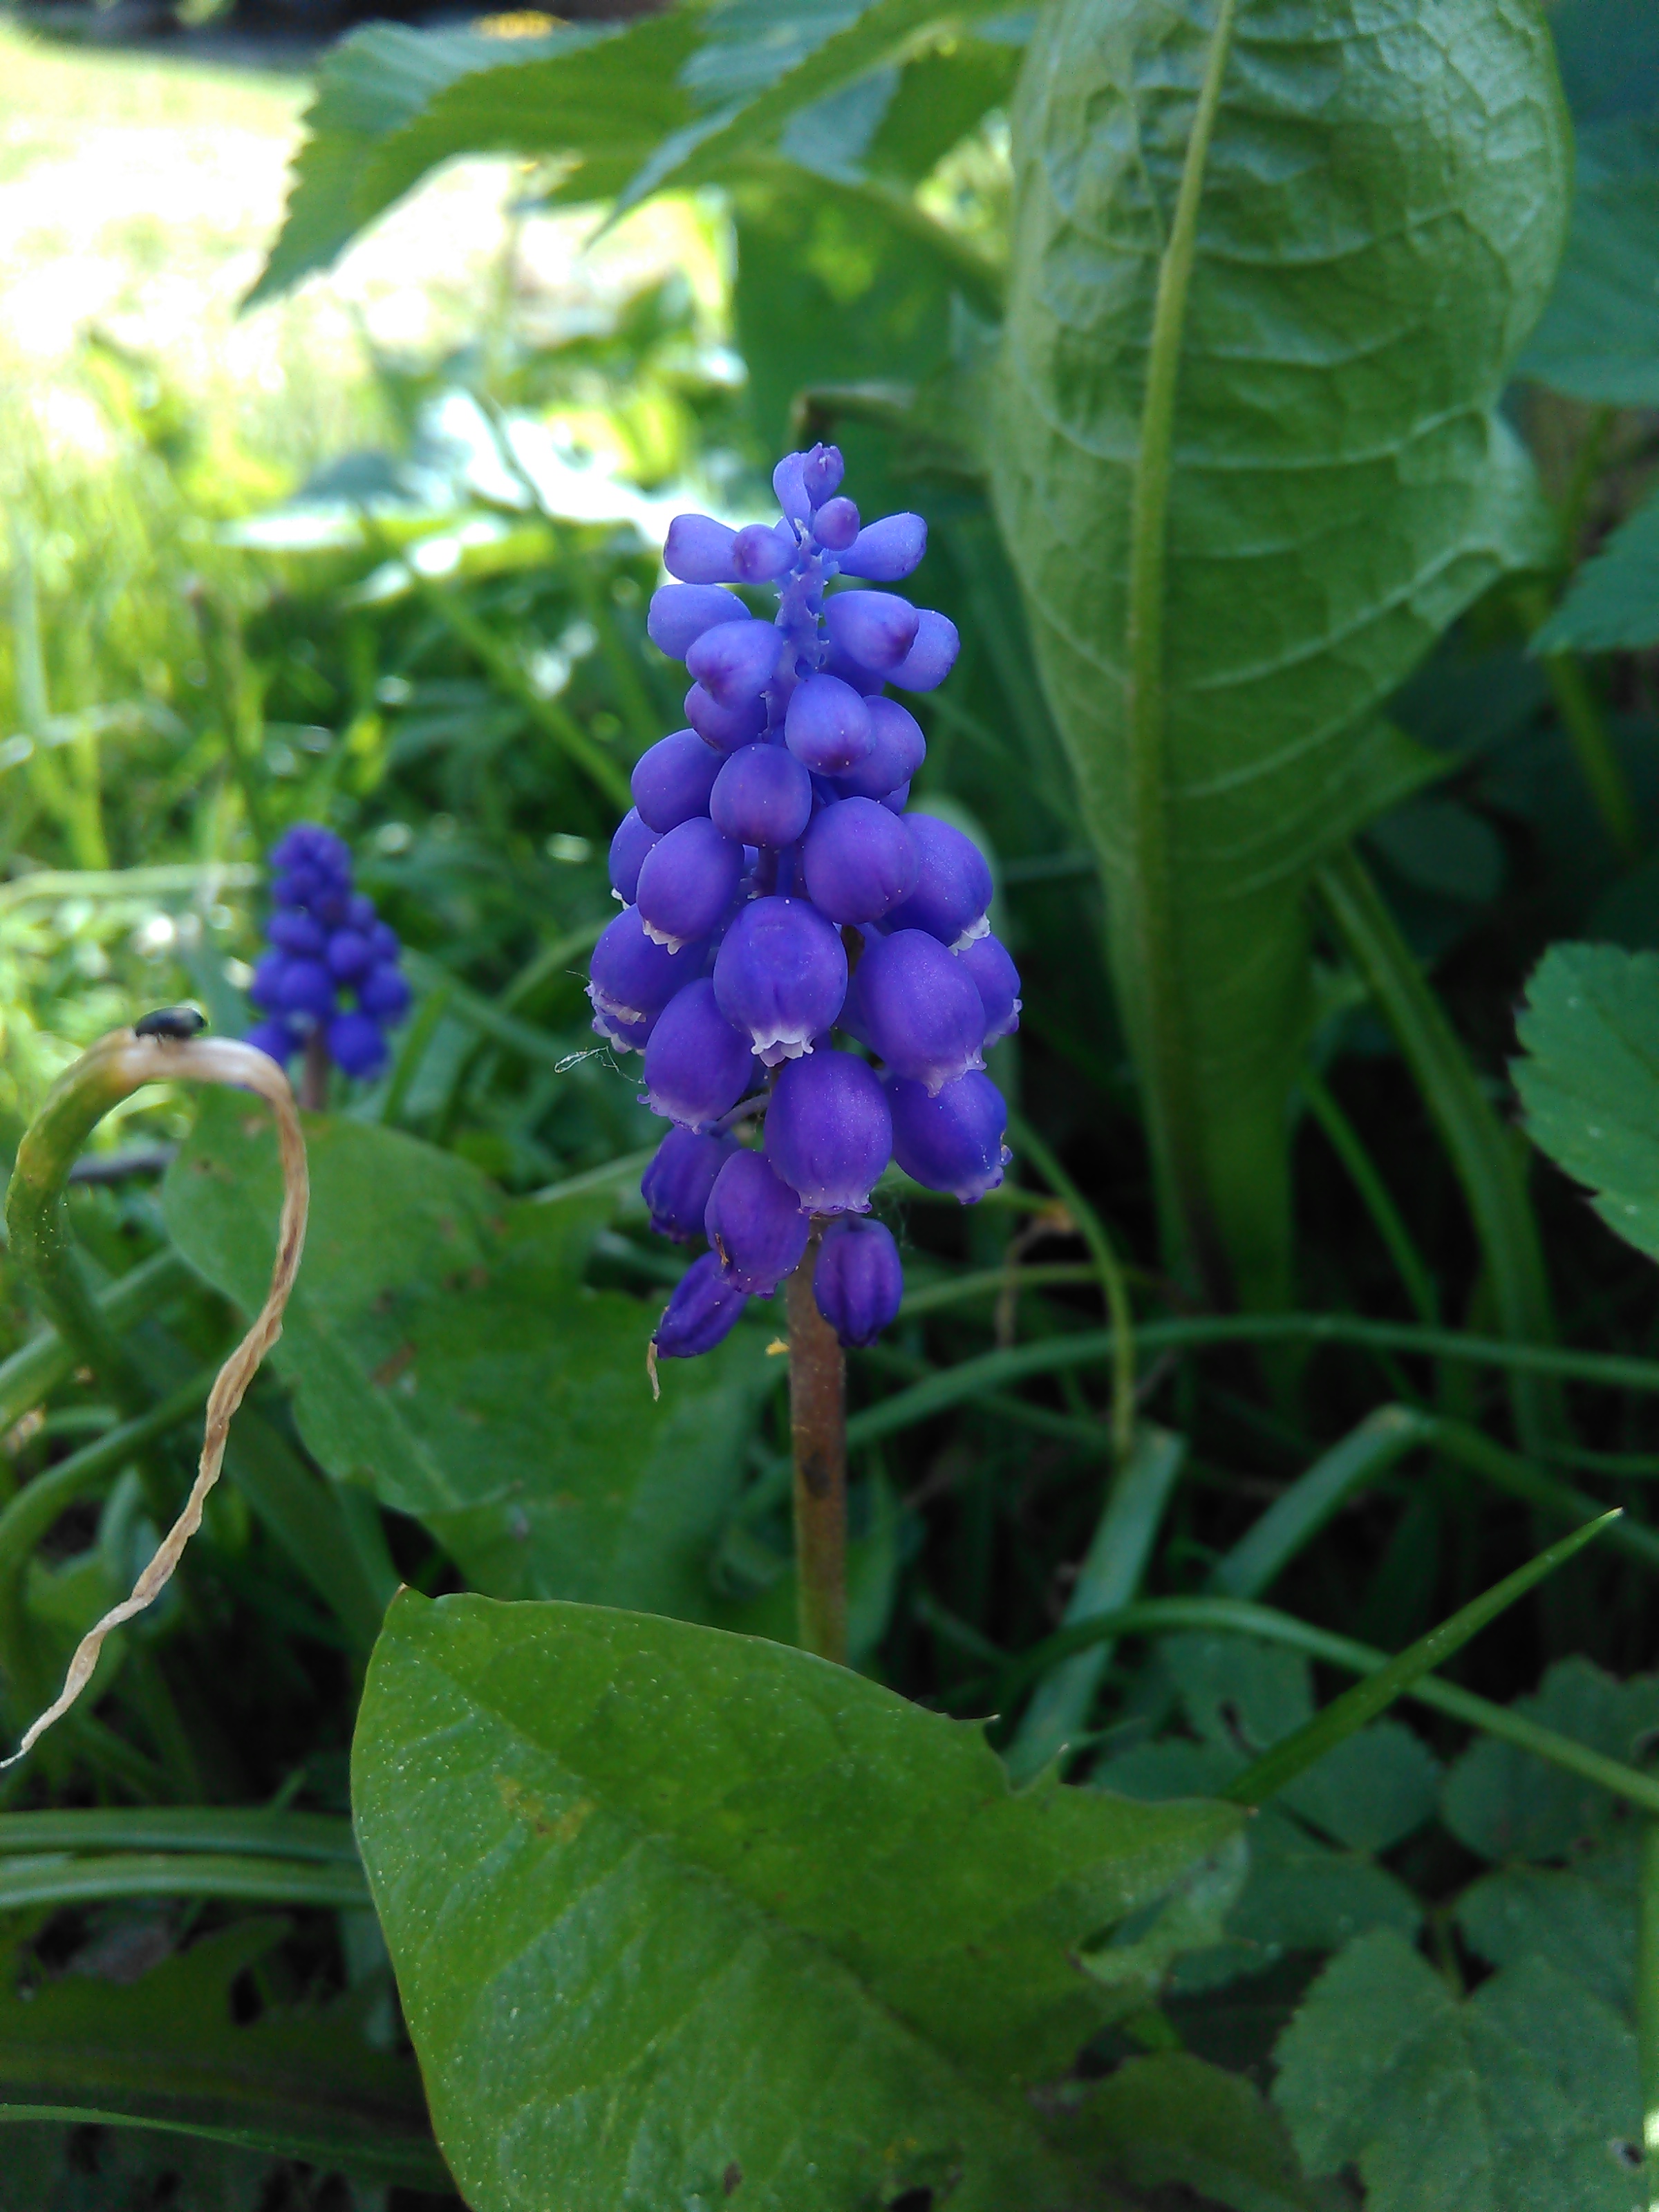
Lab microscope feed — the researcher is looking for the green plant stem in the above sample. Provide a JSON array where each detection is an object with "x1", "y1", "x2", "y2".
[
  {"x1": 0, "y1": 1248, "x2": 191, "y2": 1433},
  {"x1": 1544, "y1": 648, "x2": 1641, "y2": 861},
  {"x1": 1641, "y1": 1821, "x2": 1659, "y2": 2201},
  {"x1": 379, "y1": 981, "x2": 451, "y2": 1125},
  {"x1": 1222, "y1": 1512, "x2": 1616, "y2": 1808},
  {"x1": 1299, "y1": 1068, "x2": 1438, "y2": 1323},
  {"x1": 1121, "y1": 0, "x2": 1239, "y2": 1300},
  {"x1": 1315, "y1": 844, "x2": 1559, "y2": 1452},
  {"x1": 988, "y1": 1595, "x2": 1659, "y2": 1817},
  {"x1": 1006, "y1": 1107, "x2": 1136, "y2": 1462},
  {"x1": 785, "y1": 1229, "x2": 847, "y2": 1665}
]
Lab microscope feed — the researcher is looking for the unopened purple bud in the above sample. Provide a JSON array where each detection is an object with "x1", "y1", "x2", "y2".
[
  {"x1": 250, "y1": 950, "x2": 291, "y2": 1011},
  {"x1": 631, "y1": 729, "x2": 722, "y2": 833},
  {"x1": 785, "y1": 673, "x2": 873, "y2": 773},
  {"x1": 640, "y1": 978, "x2": 756, "y2": 1127},
  {"x1": 279, "y1": 958, "x2": 337, "y2": 1021},
  {"x1": 348, "y1": 894, "x2": 377, "y2": 932},
  {"x1": 272, "y1": 823, "x2": 350, "y2": 877},
  {"x1": 653, "y1": 1250, "x2": 749, "y2": 1360},
  {"x1": 889, "y1": 1071, "x2": 1009, "y2": 1201},
  {"x1": 272, "y1": 868, "x2": 314, "y2": 908},
  {"x1": 889, "y1": 609, "x2": 959, "y2": 691},
  {"x1": 326, "y1": 928, "x2": 373, "y2": 983},
  {"x1": 609, "y1": 807, "x2": 662, "y2": 903},
  {"x1": 881, "y1": 782, "x2": 911, "y2": 814},
  {"x1": 636, "y1": 818, "x2": 744, "y2": 950},
  {"x1": 890, "y1": 814, "x2": 993, "y2": 950},
  {"x1": 765, "y1": 1050, "x2": 892, "y2": 1215},
  {"x1": 245, "y1": 1017, "x2": 300, "y2": 1066},
  {"x1": 773, "y1": 451, "x2": 812, "y2": 524},
  {"x1": 312, "y1": 882, "x2": 351, "y2": 928},
  {"x1": 812, "y1": 497, "x2": 859, "y2": 552},
  {"x1": 711, "y1": 744, "x2": 813, "y2": 849},
  {"x1": 838, "y1": 513, "x2": 927, "y2": 583},
  {"x1": 641, "y1": 1125, "x2": 738, "y2": 1241},
  {"x1": 731, "y1": 521, "x2": 796, "y2": 582},
  {"x1": 685, "y1": 682, "x2": 767, "y2": 751},
  {"x1": 648, "y1": 583, "x2": 742, "y2": 658},
  {"x1": 370, "y1": 921, "x2": 400, "y2": 964},
  {"x1": 713, "y1": 895, "x2": 847, "y2": 1065},
  {"x1": 590, "y1": 905, "x2": 705, "y2": 1030},
  {"x1": 801, "y1": 798, "x2": 917, "y2": 924},
  {"x1": 833, "y1": 697, "x2": 926, "y2": 800},
  {"x1": 825, "y1": 590, "x2": 920, "y2": 674},
  {"x1": 856, "y1": 928, "x2": 986, "y2": 1094},
  {"x1": 664, "y1": 514, "x2": 739, "y2": 584},
  {"x1": 814, "y1": 1216, "x2": 903, "y2": 1347},
  {"x1": 358, "y1": 964, "x2": 411, "y2": 1022},
  {"x1": 957, "y1": 933, "x2": 1022, "y2": 1044},
  {"x1": 704, "y1": 1150, "x2": 809, "y2": 1295},
  {"x1": 269, "y1": 910, "x2": 326, "y2": 957},
  {"x1": 686, "y1": 618, "x2": 783, "y2": 708},
  {"x1": 328, "y1": 1010, "x2": 388, "y2": 1080},
  {"x1": 801, "y1": 442, "x2": 845, "y2": 507}
]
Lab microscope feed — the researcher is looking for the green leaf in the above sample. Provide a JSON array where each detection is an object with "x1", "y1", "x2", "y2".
[
  {"x1": 1457, "y1": 1844, "x2": 1636, "y2": 2016},
  {"x1": 162, "y1": 1095, "x2": 769, "y2": 1618},
  {"x1": 353, "y1": 1591, "x2": 1241, "y2": 2211},
  {"x1": 1061, "y1": 2052, "x2": 1322, "y2": 2212},
  {"x1": 249, "y1": 13, "x2": 702, "y2": 305},
  {"x1": 1515, "y1": 942, "x2": 1659, "y2": 1266},
  {"x1": 0, "y1": 1920, "x2": 444, "y2": 2188},
  {"x1": 991, "y1": 0, "x2": 1568, "y2": 1302},
  {"x1": 1535, "y1": 493, "x2": 1659, "y2": 655},
  {"x1": 1518, "y1": 120, "x2": 1659, "y2": 406},
  {"x1": 1443, "y1": 1655, "x2": 1659, "y2": 1862},
  {"x1": 1273, "y1": 1932, "x2": 1639, "y2": 2211}
]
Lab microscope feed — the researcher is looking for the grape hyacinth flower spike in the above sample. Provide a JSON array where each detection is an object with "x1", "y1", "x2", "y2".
[
  {"x1": 246, "y1": 823, "x2": 410, "y2": 1107},
  {"x1": 603, "y1": 443, "x2": 1017, "y2": 1666}
]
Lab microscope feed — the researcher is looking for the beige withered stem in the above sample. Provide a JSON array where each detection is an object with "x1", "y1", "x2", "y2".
[{"x1": 2, "y1": 1029, "x2": 307, "y2": 1768}]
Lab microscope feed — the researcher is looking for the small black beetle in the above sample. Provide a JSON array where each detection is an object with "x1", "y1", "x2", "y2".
[{"x1": 134, "y1": 1006, "x2": 208, "y2": 1041}]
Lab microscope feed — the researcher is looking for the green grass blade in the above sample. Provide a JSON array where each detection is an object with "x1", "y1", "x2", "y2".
[
  {"x1": 0, "y1": 1852, "x2": 369, "y2": 1911},
  {"x1": 1221, "y1": 1513, "x2": 1619, "y2": 1808},
  {"x1": 0, "y1": 1808, "x2": 357, "y2": 1862},
  {"x1": 0, "y1": 1248, "x2": 192, "y2": 1432},
  {"x1": 1210, "y1": 1405, "x2": 1432, "y2": 1600}
]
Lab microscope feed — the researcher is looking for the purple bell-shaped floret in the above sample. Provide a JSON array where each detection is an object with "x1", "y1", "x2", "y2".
[
  {"x1": 811, "y1": 496, "x2": 860, "y2": 552},
  {"x1": 957, "y1": 933, "x2": 1022, "y2": 1045},
  {"x1": 800, "y1": 443, "x2": 845, "y2": 506},
  {"x1": 889, "y1": 609, "x2": 959, "y2": 692},
  {"x1": 663, "y1": 515, "x2": 739, "y2": 585},
  {"x1": 838, "y1": 513, "x2": 926, "y2": 583},
  {"x1": 631, "y1": 729, "x2": 722, "y2": 832},
  {"x1": 589, "y1": 906, "x2": 704, "y2": 1049},
  {"x1": 245, "y1": 1017, "x2": 300, "y2": 1066},
  {"x1": 824, "y1": 590, "x2": 920, "y2": 675},
  {"x1": 685, "y1": 682, "x2": 766, "y2": 752},
  {"x1": 653, "y1": 1250, "x2": 750, "y2": 1360},
  {"x1": 327, "y1": 1011, "x2": 388, "y2": 1081},
  {"x1": 833, "y1": 697, "x2": 926, "y2": 800},
  {"x1": 641, "y1": 1125, "x2": 738, "y2": 1242},
  {"x1": 686, "y1": 619, "x2": 782, "y2": 707},
  {"x1": 855, "y1": 928, "x2": 986, "y2": 1094},
  {"x1": 713, "y1": 896, "x2": 847, "y2": 1066},
  {"x1": 648, "y1": 583, "x2": 742, "y2": 657},
  {"x1": 784, "y1": 674, "x2": 872, "y2": 774},
  {"x1": 765, "y1": 1051, "x2": 892, "y2": 1215},
  {"x1": 636, "y1": 818, "x2": 744, "y2": 951},
  {"x1": 890, "y1": 814, "x2": 993, "y2": 949},
  {"x1": 640, "y1": 980, "x2": 756, "y2": 1127},
  {"x1": 359, "y1": 965, "x2": 411, "y2": 1022},
  {"x1": 710, "y1": 744, "x2": 813, "y2": 849},
  {"x1": 813, "y1": 1216, "x2": 903, "y2": 1347},
  {"x1": 801, "y1": 798, "x2": 917, "y2": 924},
  {"x1": 731, "y1": 521, "x2": 796, "y2": 582},
  {"x1": 268, "y1": 910, "x2": 326, "y2": 957},
  {"x1": 889, "y1": 1070, "x2": 1010, "y2": 1202},
  {"x1": 276, "y1": 958, "x2": 337, "y2": 1022},
  {"x1": 608, "y1": 809, "x2": 662, "y2": 903},
  {"x1": 704, "y1": 1150, "x2": 809, "y2": 1295}
]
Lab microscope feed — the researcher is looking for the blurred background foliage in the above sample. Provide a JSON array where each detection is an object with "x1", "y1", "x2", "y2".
[{"x1": 3, "y1": 0, "x2": 1659, "y2": 2203}]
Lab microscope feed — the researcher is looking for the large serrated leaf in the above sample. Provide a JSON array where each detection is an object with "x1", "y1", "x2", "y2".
[
  {"x1": 1273, "y1": 1931, "x2": 1638, "y2": 2212},
  {"x1": 1513, "y1": 943, "x2": 1659, "y2": 1266},
  {"x1": 1442, "y1": 1654, "x2": 1659, "y2": 1860},
  {"x1": 162, "y1": 1094, "x2": 769, "y2": 1618},
  {"x1": 352, "y1": 1591, "x2": 1241, "y2": 2211},
  {"x1": 991, "y1": 0, "x2": 1568, "y2": 1302}
]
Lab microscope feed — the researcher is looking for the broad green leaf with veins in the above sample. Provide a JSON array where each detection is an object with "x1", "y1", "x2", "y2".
[
  {"x1": 162, "y1": 1093, "x2": 769, "y2": 1619},
  {"x1": 352, "y1": 1592, "x2": 1240, "y2": 2212},
  {"x1": 991, "y1": 0, "x2": 1568, "y2": 1304}
]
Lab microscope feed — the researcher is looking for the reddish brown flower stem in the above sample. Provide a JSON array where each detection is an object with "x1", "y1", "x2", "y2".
[{"x1": 785, "y1": 1224, "x2": 847, "y2": 1665}]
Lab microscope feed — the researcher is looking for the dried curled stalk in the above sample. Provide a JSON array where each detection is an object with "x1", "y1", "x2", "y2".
[{"x1": 2, "y1": 1029, "x2": 307, "y2": 1768}]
